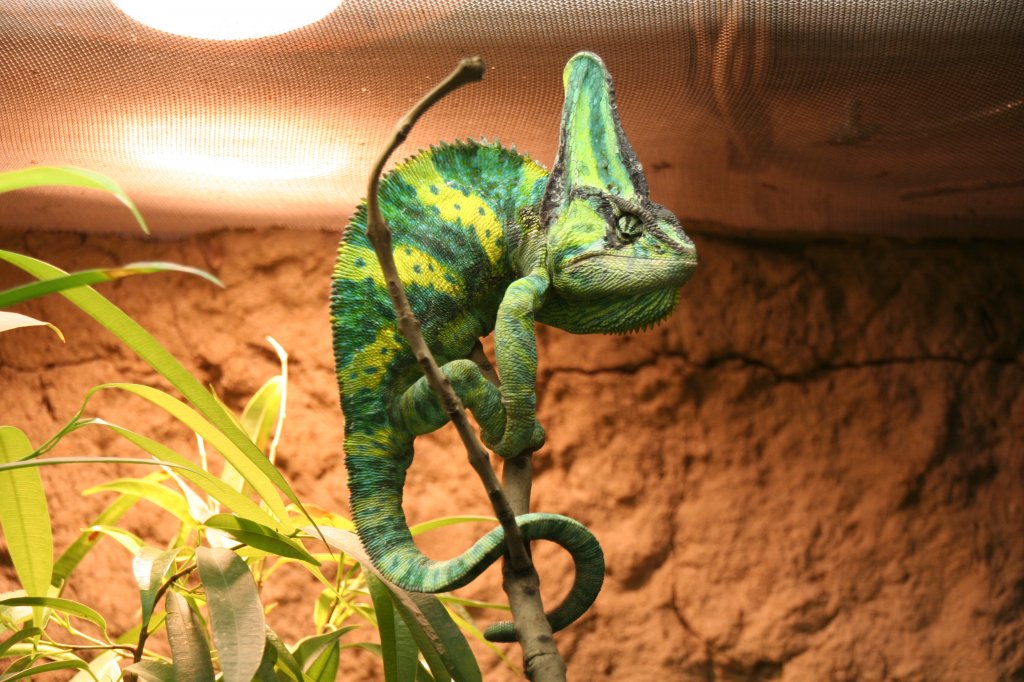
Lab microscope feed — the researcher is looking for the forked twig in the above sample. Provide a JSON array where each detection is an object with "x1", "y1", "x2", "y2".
[{"x1": 363, "y1": 58, "x2": 566, "y2": 680}]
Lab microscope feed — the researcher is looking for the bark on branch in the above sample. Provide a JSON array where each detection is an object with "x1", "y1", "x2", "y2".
[{"x1": 363, "y1": 58, "x2": 566, "y2": 680}]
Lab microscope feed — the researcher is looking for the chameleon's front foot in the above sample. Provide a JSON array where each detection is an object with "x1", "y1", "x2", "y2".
[{"x1": 487, "y1": 418, "x2": 545, "y2": 458}]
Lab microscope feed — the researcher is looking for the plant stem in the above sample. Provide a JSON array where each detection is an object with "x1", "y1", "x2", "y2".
[{"x1": 364, "y1": 59, "x2": 567, "y2": 680}]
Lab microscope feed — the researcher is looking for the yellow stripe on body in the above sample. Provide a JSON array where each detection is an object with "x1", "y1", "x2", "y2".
[
  {"x1": 517, "y1": 158, "x2": 548, "y2": 202},
  {"x1": 406, "y1": 158, "x2": 505, "y2": 269},
  {"x1": 340, "y1": 323, "x2": 406, "y2": 393},
  {"x1": 339, "y1": 245, "x2": 462, "y2": 297}
]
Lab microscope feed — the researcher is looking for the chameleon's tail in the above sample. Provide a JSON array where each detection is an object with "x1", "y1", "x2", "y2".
[{"x1": 346, "y1": 453, "x2": 604, "y2": 643}]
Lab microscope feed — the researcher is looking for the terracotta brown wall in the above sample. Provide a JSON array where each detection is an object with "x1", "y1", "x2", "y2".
[{"x1": 1, "y1": 229, "x2": 1021, "y2": 680}]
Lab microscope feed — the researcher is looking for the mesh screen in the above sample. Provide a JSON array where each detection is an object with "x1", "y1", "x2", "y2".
[{"x1": 1, "y1": 0, "x2": 1022, "y2": 236}]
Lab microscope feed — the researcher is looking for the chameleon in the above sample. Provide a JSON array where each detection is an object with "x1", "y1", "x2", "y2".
[{"x1": 330, "y1": 51, "x2": 697, "y2": 642}]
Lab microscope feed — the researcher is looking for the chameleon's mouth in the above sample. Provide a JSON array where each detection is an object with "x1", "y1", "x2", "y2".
[{"x1": 556, "y1": 245, "x2": 697, "y2": 297}]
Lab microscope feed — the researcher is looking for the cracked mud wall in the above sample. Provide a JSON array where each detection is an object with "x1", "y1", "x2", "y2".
[{"x1": 1, "y1": 228, "x2": 1022, "y2": 680}]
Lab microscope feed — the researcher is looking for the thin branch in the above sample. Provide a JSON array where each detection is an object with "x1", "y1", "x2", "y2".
[
  {"x1": 364, "y1": 59, "x2": 566, "y2": 679},
  {"x1": 471, "y1": 344, "x2": 565, "y2": 681}
]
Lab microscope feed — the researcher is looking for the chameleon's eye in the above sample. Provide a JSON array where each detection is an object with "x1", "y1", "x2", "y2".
[{"x1": 615, "y1": 213, "x2": 643, "y2": 244}]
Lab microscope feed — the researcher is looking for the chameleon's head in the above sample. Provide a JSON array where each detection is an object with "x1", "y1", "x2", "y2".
[{"x1": 539, "y1": 52, "x2": 697, "y2": 334}]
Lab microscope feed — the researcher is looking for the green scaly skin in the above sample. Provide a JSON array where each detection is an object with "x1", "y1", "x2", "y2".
[{"x1": 331, "y1": 52, "x2": 697, "y2": 642}]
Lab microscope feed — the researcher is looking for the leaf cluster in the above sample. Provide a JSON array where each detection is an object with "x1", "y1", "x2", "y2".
[{"x1": 0, "y1": 168, "x2": 513, "y2": 681}]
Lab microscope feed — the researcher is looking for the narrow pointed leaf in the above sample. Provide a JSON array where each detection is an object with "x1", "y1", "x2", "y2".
[
  {"x1": 292, "y1": 626, "x2": 357, "y2": 669},
  {"x1": 85, "y1": 478, "x2": 192, "y2": 525},
  {"x1": 203, "y1": 515, "x2": 317, "y2": 565},
  {"x1": 304, "y1": 635, "x2": 341, "y2": 682},
  {"x1": 312, "y1": 527, "x2": 481, "y2": 682},
  {"x1": 0, "y1": 597, "x2": 107, "y2": 638},
  {"x1": 52, "y1": 492, "x2": 139, "y2": 586},
  {"x1": 409, "y1": 516, "x2": 495, "y2": 537},
  {"x1": 133, "y1": 548, "x2": 177, "y2": 627},
  {"x1": 196, "y1": 546, "x2": 265, "y2": 682},
  {"x1": 0, "y1": 311, "x2": 64, "y2": 341},
  {"x1": 0, "y1": 165, "x2": 147, "y2": 233},
  {"x1": 85, "y1": 525, "x2": 145, "y2": 555},
  {"x1": 0, "y1": 427, "x2": 52, "y2": 625},
  {"x1": 0, "y1": 250, "x2": 309, "y2": 529},
  {"x1": 165, "y1": 590, "x2": 215, "y2": 682},
  {"x1": 365, "y1": 574, "x2": 405, "y2": 682},
  {"x1": 0, "y1": 658, "x2": 91, "y2": 682},
  {"x1": 90, "y1": 420, "x2": 282, "y2": 530},
  {"x1": 94, "y1": 383, "x2": 291, "y2": 528},
  {"x1": 0, "y1": 262, "x2": 221, "y2": 308},
  {"x1": 0, "y1": 627, "x2": 41, "y2": 658},
  {"x1": 123, "y1": 660, "x2": 176, "y2": 682},
  {"x1": 254, "y1": 640, "x2": 278, "y2": 682},
  {"x1": 265, "y1": 626, "x2": 308, "y2": 682},
  {"x1": 70, "y1": 650, "x2": 120, "y2": 682}
]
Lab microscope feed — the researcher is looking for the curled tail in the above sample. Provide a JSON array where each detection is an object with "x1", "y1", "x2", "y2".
[{"x1": 346, "y1": 453, "x2": 604, "y2": 642}]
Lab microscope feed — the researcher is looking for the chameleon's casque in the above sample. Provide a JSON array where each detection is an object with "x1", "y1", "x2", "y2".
[{"x1": 331, "y1": 52, "x2": 696, "y2": 642}]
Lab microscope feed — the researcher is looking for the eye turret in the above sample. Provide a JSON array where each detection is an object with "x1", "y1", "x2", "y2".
[{"x1": 615, "y1": 212, "x2": 643, "y2": 243}]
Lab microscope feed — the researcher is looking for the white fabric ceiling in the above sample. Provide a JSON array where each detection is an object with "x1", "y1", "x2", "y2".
[{"x1": 1, "y1": 0, "x2": 1021, "y2": 236}]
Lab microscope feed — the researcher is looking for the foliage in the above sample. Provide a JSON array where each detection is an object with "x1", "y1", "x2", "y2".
[{"x1": 0, "y1": 167, "x2": 514, "y2": 681}]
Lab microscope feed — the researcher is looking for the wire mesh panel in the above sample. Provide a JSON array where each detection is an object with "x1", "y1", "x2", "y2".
[{"x1": 1, "y1": 0, "x2": 1021, "y2": 235}]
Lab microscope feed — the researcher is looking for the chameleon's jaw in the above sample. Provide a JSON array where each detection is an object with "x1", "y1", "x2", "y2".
[{"x1": 554, "y1": 241, "x2": 697, "y2": 298}]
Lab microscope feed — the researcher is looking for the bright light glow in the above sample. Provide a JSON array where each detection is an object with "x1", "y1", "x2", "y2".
[
  {"x1": 111, "y1": 0, "x2": 342, "y2": 40},
  {"x1": 125, "y1": 118, "x2": 345, "y2": 182}
]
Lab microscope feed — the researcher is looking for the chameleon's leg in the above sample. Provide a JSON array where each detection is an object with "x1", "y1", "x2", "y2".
[
  {"x1": 490, "y1": 271, "x2": 549, "y2": 458},
  {"x1": 395, "y1": 358, "x2": 507, "y2": 445}
]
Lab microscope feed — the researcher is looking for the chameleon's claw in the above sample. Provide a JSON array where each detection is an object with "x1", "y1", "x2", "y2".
[{"x1": 488, "y1": 419, "x2": 545, "y2": 458}]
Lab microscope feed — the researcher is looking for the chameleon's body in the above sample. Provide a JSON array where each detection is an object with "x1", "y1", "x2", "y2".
[{"x1": 331, "y1": 53, "x2": 697, "y2": 642}]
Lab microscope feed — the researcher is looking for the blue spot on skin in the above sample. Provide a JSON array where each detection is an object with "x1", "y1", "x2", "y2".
[
  {"x1": 478, "y1": 207, "x2": 486, "y2": 216},
  {"x1": 380, "y1": 347, "x2": 389, "y2": 355},
  {"x1": 427, "y1": 263, "x2": 434, "y2": 271},
  {"x1": 444, "y1": 273, "x2": 456, "y2": 284},
  {"x1": 404, "y1": 247, "x2": 412, "y2": 255},
  {"x1": 363, "y1": 366, "x2": 378, "y2": 375},
  {"x1": 354, "y1": 257, "x2": 366, "y2": 267},
  {"x1": 454, "y1": 203, "x2": 461, "y2": 210},
  {"x1": 430, "y1": 185, "x2": 439, "y2": 195},
  {"x1": 349, "y1": 372, "x2": 358, "y2": 380},
  {"x1": 413, "y1": 264, "x2": 422, "y2": 274},
  {"x1": 484, "y1": 229, "x2": 491, "y2": 238}
]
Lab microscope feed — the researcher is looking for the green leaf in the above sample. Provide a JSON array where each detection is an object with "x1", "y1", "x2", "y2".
[
  {"x1": 242, "y1": 372, "x2": 286, "y2": 457},
  {"x1": 70, "y1": 650, "x2": 121, "y2": 682},
  {"x1": 303, "y1": 635, "x2": 340, "y2": 682},
  {"x1": 133, "y1": 548, "x2": 177, "y2": 628},
  {"x1": 0, "y1": 250, "x2": 309, "y2": 529},
  {"x1": 0, "y1": 658, "x2": 92, "y2": 682},
  {"x1": 365, "y1": 574, "x2": 416, "y2": 682},
  {"x1": 311, "y1": 527, "x2": 481, "y2": 682},
  {"x1": 0, "y1": 597, "x2": 107, "y2": 639},
  {"x1": 122, "y1": 660, "x2": 176, "y2": 682},
  {"x1": 196, "y1": 547, "x2": 265, "y2": 682},
  {"x1": 0, "y1": 627, "x2": 41, "y2": 659},
  {"x1": 85, "y1": 478, "x2": 192, "y2": 525},
  {"x1": 53, "y1": 491, "x2": 138, "y2": 586},
  {"x1": 222, "y1": 363, "x2": 287, "y2": 495},
  {"x1": 93, "y1": 383, "x2": 291, "y2": 529},
  {"x1": 203, "y1": 515, "x2": 317, "y2": 565},
  {"x1": 0, "y1": 427, "x2": 53, "y2": 625},
  {"x1": 0, "y1": 311, "x2": 64, "y2": 341},
  {"x1": 254, "y1": 639, "x2": 278, "y2": 682},
  {"x1": 409, "y1": 516, "x2": 496, "y2": 537},
  {"x1": 165, "y1": 590, "x2": 215, "y2": 682},
  {"x1": 0, "y1": 165, "x2": 147, "y2": 233},
  {"x1": 291, "y1": 626, "x2": 357, "y2": 670},
  {"x1": 84, "y1": 525, "x2": 145, "y2": 555},
  {"x1": 89, "y1": 420, "x2": 282, "y2": 530},
  {"x1": 264, "y1": 626, "x2": 308, "y2": 682},
  {"x1": 0, "y1": 262, "x2": 221, "y2": 308}
]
